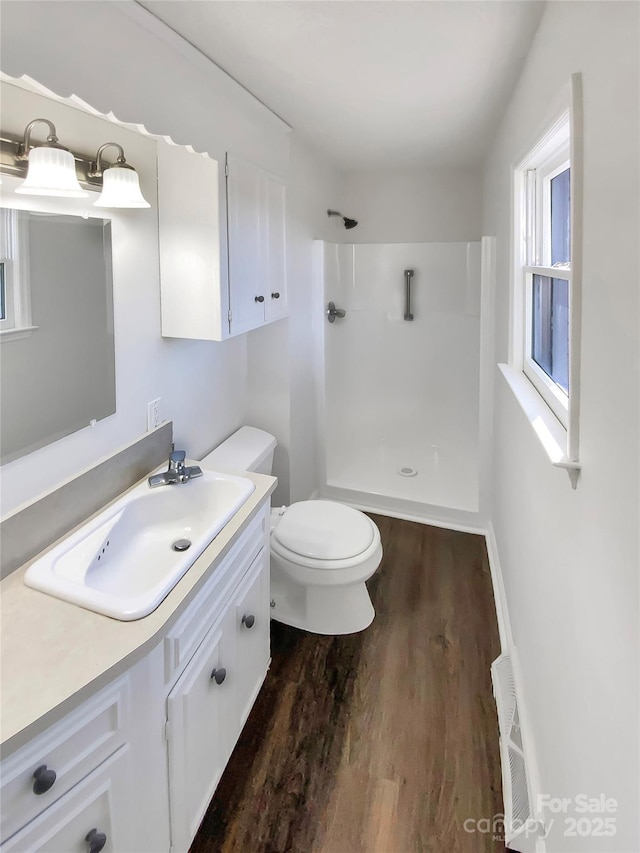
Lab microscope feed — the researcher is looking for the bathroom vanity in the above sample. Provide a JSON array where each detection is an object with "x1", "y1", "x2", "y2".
[{"x1": 0, "y1": 471, "x2": 276, "y2": 853}]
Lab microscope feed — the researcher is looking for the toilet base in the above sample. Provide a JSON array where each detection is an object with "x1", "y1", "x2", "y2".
[{"x1": 270, "y1": 568, "x2": 375, "y2": 635}]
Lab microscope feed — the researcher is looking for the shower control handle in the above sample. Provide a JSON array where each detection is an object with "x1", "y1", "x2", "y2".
[{"x1": 327, "y1": 301, "x2": 346, "y2": 323}]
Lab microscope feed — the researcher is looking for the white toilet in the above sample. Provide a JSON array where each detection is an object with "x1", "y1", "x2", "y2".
[{"x1": 201, "y1": 426, "x2": 382, "y2": 635}]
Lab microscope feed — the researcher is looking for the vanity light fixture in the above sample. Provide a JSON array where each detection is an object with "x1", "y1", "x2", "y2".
[
  {"x1": 14, "y1": 118, "x2": 88, "y2": 198},
  {"x1": 89, "y1": 143, "x2": 150, "y2": 209},
  {"x1": 0, "y1": 118, "x2": 150, "y2": 210}
]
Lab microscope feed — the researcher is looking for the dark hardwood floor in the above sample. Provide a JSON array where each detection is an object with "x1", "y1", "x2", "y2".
[{"x1": 190, "y1": 514, "x2": 503, "y2": 853}]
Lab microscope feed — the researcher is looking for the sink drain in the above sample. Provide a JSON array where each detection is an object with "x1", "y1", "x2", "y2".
[
  {"x1": 172, "y1": 539, "x2": 192, "y2": 552},
  {"x1": 398, "y1": 466, "x2": 418, "y2": 477}
]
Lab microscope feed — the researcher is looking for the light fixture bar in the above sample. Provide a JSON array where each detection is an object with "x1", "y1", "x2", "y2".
[{"x1": 0, "y1": 132, "x2": 103, "y2": 191}]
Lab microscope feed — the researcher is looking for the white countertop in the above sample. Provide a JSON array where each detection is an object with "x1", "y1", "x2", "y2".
[{"x1": 0, "y1": 469, "x2": 277, "y2": 756}]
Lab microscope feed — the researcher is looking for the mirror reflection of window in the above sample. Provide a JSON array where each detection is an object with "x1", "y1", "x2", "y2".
[{"x1": 0, "y1": 210, "x2": 116, "y2": 464}]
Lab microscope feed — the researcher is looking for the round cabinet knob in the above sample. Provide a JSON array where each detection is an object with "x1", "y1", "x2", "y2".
[
  {"x1": 210, "y1": 667, "x2": 227, "y2": 684},
  {"x1": 254, "y1": 295, "x2": 265, "y2": 303},
  {"x1": 242, "y1": 613, "x2": 255, "y2": 629},
  {"x1": 271, "y1": 292, "x2": 280, "y2": 299},
  {"x1": 85, "y1": 829, "x2": 107, "y2": 853},
  {"x1": 32, "y1": 765, "x2": 56, "y2": 795}
]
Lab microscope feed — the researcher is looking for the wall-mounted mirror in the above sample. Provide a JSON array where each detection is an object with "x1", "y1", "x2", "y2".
[{"x1": 0, "y1": 209, "x2": 115, "y2": 464}]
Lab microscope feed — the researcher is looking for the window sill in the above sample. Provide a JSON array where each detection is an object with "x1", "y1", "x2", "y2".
[
  {"x1": 498, "y1": 363, "x2": 580, "y2": 486},
  {"x1": 0, "y1": 326, "x2": 39, "y2": 342}
]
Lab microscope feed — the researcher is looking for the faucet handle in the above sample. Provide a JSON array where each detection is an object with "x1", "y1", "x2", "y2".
[{"x1": 169, "y1": 450, "x2": 186, "y2": 469}]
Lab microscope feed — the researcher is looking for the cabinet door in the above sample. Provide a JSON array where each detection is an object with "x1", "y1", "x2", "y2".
[
  {"x1": 264, "y1": 173, "x2": 288, "y2": 323},
  {"x1": 166, "y1": 608, "x2": 236, "y2": 853},
  {"x1": 226, "y1": 154, "x2": 267, "y2": 335},
  {"x1": 1, "y1": 746, "x2": 133, "y2": 853},
  {"x1": 226, "y1": 153, "x2": 287, "y2": 335},
  {"x1": 231, "y1": 551, "x2": 271, "y2": 740},
  {"x1": 158, "y1": 143, "x2": 224, "y2": 340}
]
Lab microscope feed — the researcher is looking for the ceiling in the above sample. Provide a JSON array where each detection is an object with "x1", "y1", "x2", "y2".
[{"x1": 139, "y1": 1, "x2": 545, "y2": 171}]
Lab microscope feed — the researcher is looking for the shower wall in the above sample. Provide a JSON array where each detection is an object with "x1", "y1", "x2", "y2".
[{"x1": 320, "y1": 241, "x2": 481, "y2": 515}]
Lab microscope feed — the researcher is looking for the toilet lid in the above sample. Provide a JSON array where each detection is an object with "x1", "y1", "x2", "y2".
[{"x1": 273, "y1": 501, "x2": 374, "y2": 560}]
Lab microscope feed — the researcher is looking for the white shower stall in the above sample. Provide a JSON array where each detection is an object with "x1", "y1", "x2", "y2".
[{"x1": 316, "y1": 240, "x2": 484, "y2": 526}]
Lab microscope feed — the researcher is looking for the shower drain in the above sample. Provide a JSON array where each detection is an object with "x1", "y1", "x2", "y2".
[{"x1": 398, "y1": 466, "x2": 418, "y2": 477}]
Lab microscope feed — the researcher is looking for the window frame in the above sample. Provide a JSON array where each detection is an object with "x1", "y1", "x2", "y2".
[
  {"x1": 515, "y1": 112, "x2": 571, "y2": 427},
  {"x1": 506, "y1": 74, "x2": 583, "y2": 484},
  {"x1": 0, "y1": 207, "x2": 36, "y2": 341}
]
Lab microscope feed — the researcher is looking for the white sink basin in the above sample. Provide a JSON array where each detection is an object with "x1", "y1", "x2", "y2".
[{"x1": 24, "y1": 470, "x2": 255, "y2": 620}]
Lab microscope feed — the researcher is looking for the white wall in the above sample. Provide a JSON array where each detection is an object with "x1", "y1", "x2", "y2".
[
  {"x1": 0, "y1": 1, "x2": 288, "y2": 515},
  {"x1": 483, "y1": 3, "x2": 639, "y2": 850},
  {"x1": 341, "y1": 166, "x2": 482, "y2": 243},
  {"x1": 0, "y1": 1, "x2": 342, "y2": 515},
  {"x1": 245, "y1": 135, "x2": 344, "y2": 505}
]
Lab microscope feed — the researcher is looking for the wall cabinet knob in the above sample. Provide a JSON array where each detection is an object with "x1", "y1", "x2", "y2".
[
  {"x1": 241, "y1": 613, "x2": 255, "y2": 629},
  {"x1": 254, "y1": 295, "x2": 265, "y2": 303},
  {"x1": 271, "y1": 292, "x2": 280, "y2": 299},
  {"x1": 32, "y1": 765, "x2": 56, "y2": 795},
  {"x1": 85, "y1": 828, "x2": 107, "y2": 853},
  {"x1": 210, "y1": 667, "x2": 227, "y2": 684}
]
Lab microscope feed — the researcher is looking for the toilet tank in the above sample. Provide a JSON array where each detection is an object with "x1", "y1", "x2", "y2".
[{"x1": 200, "y1": 426, "x2": 277, "y2": 475}]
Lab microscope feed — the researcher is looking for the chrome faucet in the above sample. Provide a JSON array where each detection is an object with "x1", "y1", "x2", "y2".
[{"x1": 148, "y1": 450, "x2": 203, "y2": 488}]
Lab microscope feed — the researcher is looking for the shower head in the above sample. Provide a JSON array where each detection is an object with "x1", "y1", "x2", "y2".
[{"x1": 327, "y1": 209, "x2": 358, "y2": 230}]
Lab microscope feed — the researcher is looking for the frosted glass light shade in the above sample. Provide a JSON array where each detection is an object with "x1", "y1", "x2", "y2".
[
  {"x1": 94, "y1": 166, "x2": 150, "y2": 209},
  {"x1": 16, "y1": 146, "x2": 88, "y2": 198}
]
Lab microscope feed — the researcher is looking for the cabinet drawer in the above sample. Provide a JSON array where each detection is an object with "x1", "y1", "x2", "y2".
[
  {"x1": 0, "y1": 675, "x2": 129, "y2": 843},
  {"x1": 1, "y1": 745, "x2": 132, "y2": 853},
  {"x1": 164, "y1": 504, "x2": 268, "y2": 684}
]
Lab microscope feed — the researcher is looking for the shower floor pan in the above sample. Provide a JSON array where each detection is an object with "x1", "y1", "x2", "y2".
[{"x1": 326, "y1": 437, "x2": 478, "y2": 513}]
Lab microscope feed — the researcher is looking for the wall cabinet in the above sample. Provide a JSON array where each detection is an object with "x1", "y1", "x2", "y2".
[
  {"x1": 158, "y1": 144, "x2": 287, "y2": 341},
  {"x1": 0, "y1": 502, "x2": 271, "y2": 853}
]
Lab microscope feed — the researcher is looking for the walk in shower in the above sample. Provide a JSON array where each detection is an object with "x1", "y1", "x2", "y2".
[{"x1": 318, "y1": 241, "x2": 482, "y2": 521}]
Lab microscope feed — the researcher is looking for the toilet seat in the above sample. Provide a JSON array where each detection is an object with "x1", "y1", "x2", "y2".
[{"x1": 271, "y1": 500, "x2": 380, "y2": 571}]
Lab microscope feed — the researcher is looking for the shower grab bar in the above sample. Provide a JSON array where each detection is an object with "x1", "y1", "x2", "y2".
[{"x1": 404, "y1": 269, "x2": 414, "y2": 321}]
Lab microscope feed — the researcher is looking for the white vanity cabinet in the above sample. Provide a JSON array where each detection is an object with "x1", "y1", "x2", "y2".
[
  {"x1": 157, "y1": 143, "x2": 287, "y2": 341},
  {"x1": 0, "y1": 501, "x2": 272, "y2": 853}
]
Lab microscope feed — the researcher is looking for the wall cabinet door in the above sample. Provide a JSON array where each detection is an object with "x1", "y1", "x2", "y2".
[
  {"x1": 158, "y1": 143, "x2": 225, "y2": 341},
  {"x1": 227, "y1": 153, "x2": 287, "y2": 335},
  {"x1": 166, "y1": 609, "x2": 236, "y2": 853},
  {"x1": 264, "y1": 174, "x2": 288, "y2": 323}
]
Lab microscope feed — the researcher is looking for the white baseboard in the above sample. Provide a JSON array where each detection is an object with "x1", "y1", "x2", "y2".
[{"x1": 484, "y1": 521, "x2": 514, "y2": 652}]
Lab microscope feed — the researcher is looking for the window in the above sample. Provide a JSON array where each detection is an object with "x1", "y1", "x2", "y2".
[
  {"x1": 0, "y1": 208, "x2": 35, "y2": 340},
  {"x1": 518, "y1": 113, "x2": 572, "y2": 427},
  {"x1": 505, "y1": 75, "x2": 583, "y2": 485}
]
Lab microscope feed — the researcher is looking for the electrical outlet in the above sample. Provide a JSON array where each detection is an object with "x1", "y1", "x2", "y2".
[{"x1": 147, "y1": 398, "x2": 162, "y2": 431}]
